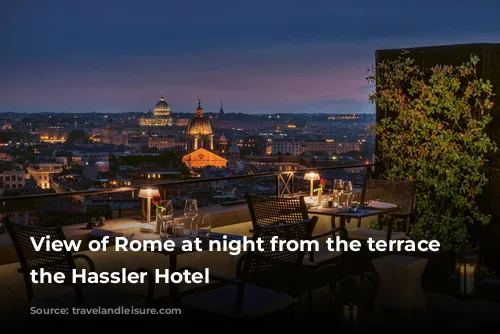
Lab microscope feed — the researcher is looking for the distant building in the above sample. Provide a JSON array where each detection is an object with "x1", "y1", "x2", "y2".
[
  {"x1": 27, "y1": 163, "x2": 63, "y2": 189},
  {"x1": 148, "y1": 136, "x2": 176, "y2": 150},
  {"x1": 186, "y1": 100, "x2": 214, "y2": 151},
  {"x1": 246, "y1": 155, "x2": 304, "y2": 172},
  {"x1": 139, "y1": 96, "x2": 174, "y2": 127},
  {"x1": 228, "y1": 144, "x2": 240, "y2": 161},
  {"x1": 0, "y1": 161, "x2": 25, "y2": 190},
  {"x1": 175, "y1": 119, "x2": 189, "y2": 127},
  {"x1": 301, "y1": 140, "x2": 360, "y2": 155},
  {"x1": 0, "y1": 201, "x2": 39, "y2": 226},
  {"x1": 55, "y1": 156, "x2": 68, "y2": 166},
  {"x1": 182, "y1": 100, "x2": 226, "y2": 168},
  {"x1": 182, "y1": 148, "x2": 227, "y2": 169},
  {"x1": 271, "y1": 139, "x2": 301, "y2": 156},
  {"x1": 218, "y1": 133, "x2": 228, "y2": 153}
]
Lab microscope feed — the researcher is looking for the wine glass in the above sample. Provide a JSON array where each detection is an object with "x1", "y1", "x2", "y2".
[
  {"x1": 184, "y1": 199, "x2": 199, "y2": 237},
  {"x1": 158, "y1": 200, "x2": 174, "y2": 239},
  {"x1": 333, "y1": 179, "x2": 344, "y2": 194},
  {"x1": 197, "y1": 214, "x2": 211, "y2": 239},
  {"x1": 333, "y1": 179, "x2": 344, "y2": 207},
  {"x1": 350, "y1": 192, "x2": 360, "y2": 212},
  {"x1": 344, "y1": 181, "x2": 353, "y2": 208}
]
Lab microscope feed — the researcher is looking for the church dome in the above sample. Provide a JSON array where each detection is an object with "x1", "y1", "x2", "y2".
[
  {"x1": 219, "y1": 133, "x2": 227, "y2": 142},
  {"x1": 156, "y1": 96, "x2": 169, "y2": 109},
  {"x1": 154, "y1": 95, "x2": 172, "y2": 118},
  {"x1": 228, "y1": 144, "x2": 240, "y2": 153},
  {"x1": 187, "y1": 100, "x2": 213, "y2": 135}
]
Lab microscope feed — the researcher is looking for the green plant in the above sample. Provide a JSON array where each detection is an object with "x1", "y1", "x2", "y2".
[
  {"x1": 367, "y1": 52, "x2": 497, "y2": 251},
  {"x1": 479, "y1": 266, "x2": 498, "y2": 280}
]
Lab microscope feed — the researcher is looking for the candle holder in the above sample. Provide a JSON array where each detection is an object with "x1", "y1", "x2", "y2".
[{"x1": 455, "y1": 240, "x2": 479, "y2": 299}]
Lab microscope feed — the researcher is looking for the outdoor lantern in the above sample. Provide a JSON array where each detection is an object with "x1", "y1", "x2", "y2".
[
  {"x1": 342, "y1": 302, "x2": 358, "y2": 325},
  {"x1": 304, "y1": 172, "x2": 320, "y2": 199},
  {"x1": 138, "y1": 186, "x2": 160, "y2": 233},
  {"x1": 456, "y1": 241, "x2": 479, "y2": 297},
  {"x1": 340, "y1": 276, "x2": 360, "y2": 325}
]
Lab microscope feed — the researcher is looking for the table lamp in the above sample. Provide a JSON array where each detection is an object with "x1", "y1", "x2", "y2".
[
  {"x1": 304, "y1": 172, "x2": 320, "y2": 199},
  {"x1": 138, "y1": 186, "x2": 160, "y2": 233}
]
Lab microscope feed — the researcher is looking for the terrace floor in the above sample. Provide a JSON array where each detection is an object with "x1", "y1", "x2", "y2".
[{"x1": 2, "y1": 203, "x2": 500, "y2": 329}]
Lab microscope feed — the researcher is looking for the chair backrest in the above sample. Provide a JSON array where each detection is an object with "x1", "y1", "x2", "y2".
[
  {"x1": 245, "y1": 193, "x2": 309, "y2": 230},
  {"x1": 3, "y1": 217, "x2": 76, "y2": 283},
  {"x1": 241, "y1": 217, "x2": 317, "y2": 282},
  {"x1": 361, "y1": 179, "x2": 416, "y2": 216}
]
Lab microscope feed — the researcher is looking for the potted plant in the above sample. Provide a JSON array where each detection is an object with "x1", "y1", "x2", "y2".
[
  {"x1": 476, "y1": 265, "x2": 500, "y2": 301},
  {"x1": 367, "y1": 52, "x2": 497, "y2": 282}
]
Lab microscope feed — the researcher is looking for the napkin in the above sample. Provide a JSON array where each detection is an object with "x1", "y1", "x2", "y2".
[{"x1": 367, "y1": 201, "x2": 397, "y2": 209}]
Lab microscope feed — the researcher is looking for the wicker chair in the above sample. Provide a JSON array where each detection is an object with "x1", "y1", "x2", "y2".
[
  {"x1": 2, "y1": 217, "x2": 154, "y2": 314},
  {"x1": 348, "y1": 179, "x2": 416, "y2": 242},
  {"x1": 245, "y1": 193, "x2": 342, "y2": 303},
  {"x1": 179, "y1": 218, "x2": 316, "y2": 319},
  {"x1": 245, "y1": 193, "x2": 309, "y2": 229}
]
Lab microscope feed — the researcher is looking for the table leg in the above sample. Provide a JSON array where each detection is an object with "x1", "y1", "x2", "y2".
[
  {"x1": 339, "y1": 217, "x2": 348, "y2": 240},
  {"x1": 339, "y1": 216, "x2": 352, "y2": 286}
]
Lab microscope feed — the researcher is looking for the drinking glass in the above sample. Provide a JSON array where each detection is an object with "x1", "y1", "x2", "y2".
[
  {"x1": 158, "y1": 200, "x2": 174, "y2": 221},
  {"x1": 197, "y1": 214, "x2": 211, "y2": 239},
  {"x1": 158, "y1": 200, "x2": 174, "y2": 239},
  {"x1": 333, "y1": 179, "x2": 344, "y2": 207},
  {"x1": 350, "y1": 192, "x2": 360, "y2": 212},
  {"x1": 343, "y1": 181, "x2": 353, "y2": 208},
  {"x1": 184, "y1": 199, "x2": 199, "y2": 237}
]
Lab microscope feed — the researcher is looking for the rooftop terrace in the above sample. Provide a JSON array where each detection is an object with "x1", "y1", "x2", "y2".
[{"x1": 2, "y1": 164, "x2": 500, "y2": 329}]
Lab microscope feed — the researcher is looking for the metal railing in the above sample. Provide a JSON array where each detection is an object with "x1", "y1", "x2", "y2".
[
  {"x1": 1, "y1": 163, "x2": 374, "y2": 202},
  {"x1": 1, "y1": 163, "x2": 375, "y2": 226}
]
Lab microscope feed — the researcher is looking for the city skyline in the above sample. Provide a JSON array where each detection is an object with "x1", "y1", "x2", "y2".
[{"x1": 1, "y1": 0, "x2": 499, "y2": 114}]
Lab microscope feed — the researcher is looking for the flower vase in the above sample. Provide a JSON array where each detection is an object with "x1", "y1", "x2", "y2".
[
  {"x1": 155, "y1": 209, "x2": 162, "y2": 234},
  {"x1": 317, "y1": 189, "x2": 323, "y2": 206}
]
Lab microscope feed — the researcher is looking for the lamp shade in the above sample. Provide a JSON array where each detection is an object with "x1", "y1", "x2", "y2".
[
  {"x1": 138, "y1": 186, "x2": 160, "y2": 198},
  {"x1": 304, "y1": 172, "x2": 320, "y2": 181}
]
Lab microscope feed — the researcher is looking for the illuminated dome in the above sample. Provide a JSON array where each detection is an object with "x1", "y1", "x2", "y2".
[
  {"x1": 219, "y1": 133, "x2": 227, "y2": 142},
  {"x1": 156, "y1": 96, "x2": 169, "y2": 108},
  {"x1": 187, "y1": 100, "x2": 212, "y2": 135},
  {"x1": 154, "y1": 96, "x2": 172, "y2": 117},
  {"x1": 138, "y1": 95, "x2": 174, "y2": 127}
]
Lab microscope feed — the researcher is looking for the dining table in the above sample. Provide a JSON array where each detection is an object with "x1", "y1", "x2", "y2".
[
  {"x1": 131, "y1": 231, "x2": 245, "y2": 304},
  {"x1": 307, "y1": 204, "x2": 399, "y2": 239},
  {"x1": 307, "y1": 203, "x2": 400, "y2": 287}
]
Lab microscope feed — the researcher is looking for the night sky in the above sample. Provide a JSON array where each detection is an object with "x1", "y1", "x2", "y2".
[{"x1": 1, "y1": 0, "x2": 499, "y2": 115}]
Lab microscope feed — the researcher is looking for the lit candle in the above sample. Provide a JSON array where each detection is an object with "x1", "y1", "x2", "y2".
[{"x1": 459, "y1": 264, "x2": 475, "y2": 295}]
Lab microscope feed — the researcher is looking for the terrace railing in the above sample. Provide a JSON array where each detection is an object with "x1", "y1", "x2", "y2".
[{"x1": 1, "y1": 163, "x2": 375, "y2": 226}]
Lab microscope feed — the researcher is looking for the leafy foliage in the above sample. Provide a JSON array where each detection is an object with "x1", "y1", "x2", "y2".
[{"x1": 367, "y1": 51, "x2": 497, "y2": 251}]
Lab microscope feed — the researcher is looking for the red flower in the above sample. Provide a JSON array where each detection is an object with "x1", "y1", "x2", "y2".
[
  {"x1": 152, "y1": 195, "x2": 162, "y2": 206},
  {"x1": 320, "y1": 178, "x2": 327, "y2": 187}
]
